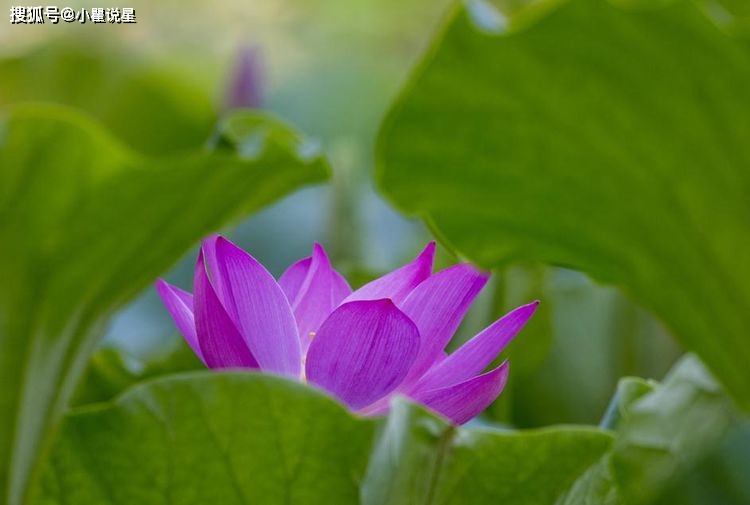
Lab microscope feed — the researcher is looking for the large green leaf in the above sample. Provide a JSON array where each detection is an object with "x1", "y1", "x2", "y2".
[
  {"x1": 0, "y1": 105, "x2": 329, "y2": 505},
  {"x1": 558, "y1": 355, "x2": 738, "y2": 504},
  {"x1": 31, "y1": 374, "x2": 613, "y2": 505},
  {"x1": 377, "y1": 0, "x2": 750, "y2": 408},
  {"x1": 611, "y1": 355, "x2": 736, "y2": 503},
  {"x1": 31, "y1": 374, "x2": 376, "y2": 505},
  {"x1": 363, "y1": 398, "x2": 613, "y2": 505}
]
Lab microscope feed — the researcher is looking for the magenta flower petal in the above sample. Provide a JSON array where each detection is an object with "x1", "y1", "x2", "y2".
[
  {"x1": 287, "y1": 244, "x2": 352, "y2": 352},
  {"x1": 279, "y1": 250, "x2": 351, "y2": 311},
  {"x1": 414, "y1": 301, "x2": 538, "y2": 392},
  {"x1": 202, "y1": 236, "x2": 301, "y2": 377},
  {"x1": 278, "y1": 256, "x2": 312, "y2": 303},
  {"x1": 194, "y1": 252, "x2": 259, "y2": 369},
  {"x1": 156, "y1": 237, "x2": 535, "y2": 424},
  {"x1": 411, "y1": 361, "x2": 510, "y2": 425},
  {"x1": 305, "y1": 300, "x2": 419, "y2": 410},
  {"x1": 200, "y1": 235, "x2": 227, "y2": 300},
  {"x1": 399, "y1": 264, "x2": 489, "y2": 386},
  {"x1": 344, "y1": 242, "x2": 435, "y2": 305},
  {"x1": 155, "y1": 279, "x2": 204, "y2": 363}
]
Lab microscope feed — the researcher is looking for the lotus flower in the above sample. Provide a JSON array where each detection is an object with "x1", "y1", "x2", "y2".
[
  {"x1": 225, "y1": 45, "x2": 264, "y2": 110},
  {"x1": 156, "y1": 235, "x2": 537, "y2": 424}
]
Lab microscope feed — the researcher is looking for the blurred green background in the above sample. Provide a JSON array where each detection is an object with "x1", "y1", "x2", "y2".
[{"x1": 1, "y1": 0, "x2": 749, "y2": 503}]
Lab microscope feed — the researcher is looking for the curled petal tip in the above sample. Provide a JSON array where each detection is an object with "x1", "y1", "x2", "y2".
[
  {"x1": 214, "y1": 235, "x2": 232, "y2": 247},
  {"x1": 201, "y1": 233, "x2": 222, "y2": 248},
  {"x1": 195, "y1": 248, "x2": 205, "y2": 267},
  {"x1": 312, "y1": 242, "x2": 329, "y2": 259},
  {"x1": 413, "y1": 360, "x2": 510, "y2": 425},
  {"x1": 344, "y1": 242, "x2": 436, "y2": 305},
  {"x1": 524, "y1": 300, "x2": 541, "y2": 312},
  {"x1": 414, "y1": 241, "x2": 436, "y2": 270},
  {"x1": 411, "y1": 302, "x2": 535, "y2": 392},
  {"x1": 422, "y1": 241, "x2": 437, "y2": 258}
]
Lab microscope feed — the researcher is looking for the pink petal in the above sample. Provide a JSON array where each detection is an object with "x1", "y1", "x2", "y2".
[
  {"x1": 399, "y1": 264, "x2": 489, "y2": 387},
  {"x1": 278, "y1": 256, "x2": 312, "y2": 303},
  {"x1": 194, "y1": 252, "x2": 259, "y2": 369},
  {"x1": 305, "y1": 300, "x2": 419, "y2": 410},
  {"x1": 344, "y1": 242, "x2": 435, "y2": 305},
  {"x1": 414, "y1": 301, "x2": 538, "y2": 392},
  {"x1": 286, "y1": 243, "x2": 352, "y2": 352},
  {"x1": 155, "y1": 279, "x2": 203, "y2": 363},
  {"x1": 202, "y1": 236, "x2": 301, "y2": 377},
  {"x1": 411, "y1": 361, "x2": 510, "y2": 425}
]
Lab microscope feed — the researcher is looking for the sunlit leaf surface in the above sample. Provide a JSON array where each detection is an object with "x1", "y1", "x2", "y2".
[
  {"x1": 377, "y1": 0, "x2": 750, "y2": 408},
  {"x1": 32, "y1": 374, "x2": 613, "y2": 505}
]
